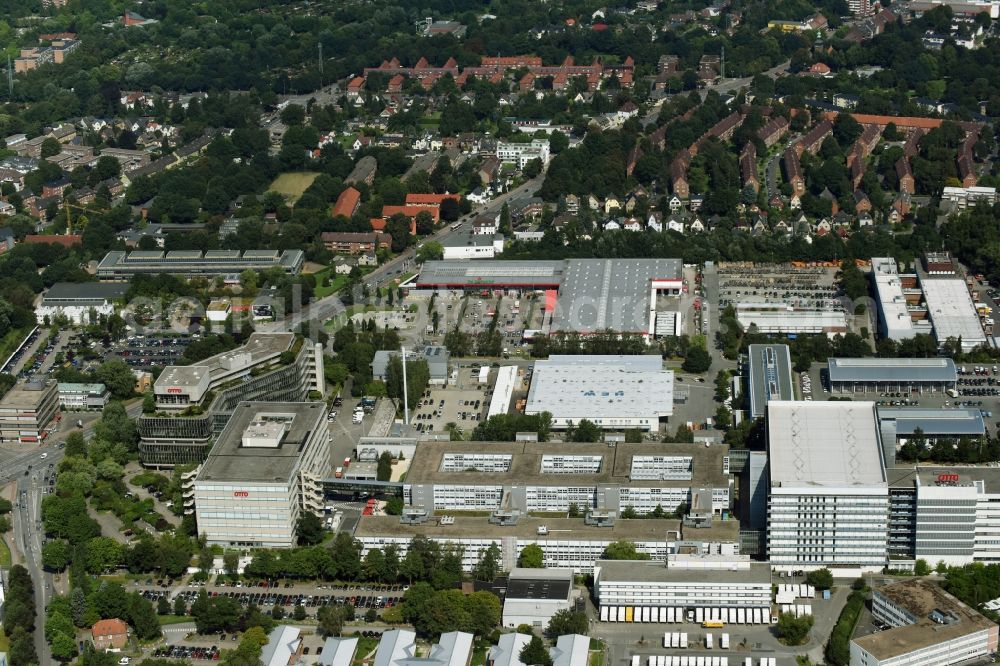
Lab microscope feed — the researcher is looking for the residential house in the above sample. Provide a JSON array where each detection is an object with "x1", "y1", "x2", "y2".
[
  {"x1": 332, "y1": 187, "x2": 362, "y2": 219},
  {"x1": 92, "y1": 619, "x2": 129, "y2": 650},
  {"x1": 346, "y1": 156, "x2": 378, "y2": 186},
  {"x1": 796, "y1": 119, "x2": 834, "y2": 156},
  {"x1": 758, "y1": 116, "x2": 789, "y2": 148},
  {"x1": 783, "y1": 147, "x2": 805, "y2": 194},
  {"x1": 321, "y1": 232, "x2": 390, "y2": 254},
  {"x1": 854, "y1": 190, "x2": 872, "y2": 214},
  {"x1": 604, "y1": 196, "x2": 621, "y2": 214},
  {"x1": 896, "y1": 157, "x2": 915, "y2": 194},
  {"x1": 473, "y1": 214, "x2": 499, "y2": 235},
  {"x1": 688, "y1": 218, "x2": 706, "y2": 233},
  {"x1": 740, "y1": 143, "x2": 759, "y2": 192},
  {"x1": 670, "y1": 152, "x2": 690, "y2": 198},
  {"x1": 646, "y1": 212, "x2": 663, "y2": 232},
  {"x1": 564, "y1": 194, "x2": 579, "y2": 213}
]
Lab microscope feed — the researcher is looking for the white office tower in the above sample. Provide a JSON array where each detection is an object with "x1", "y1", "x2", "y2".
[{"x1": 767, "y1": 401, "x2": 889, "y2": 572}]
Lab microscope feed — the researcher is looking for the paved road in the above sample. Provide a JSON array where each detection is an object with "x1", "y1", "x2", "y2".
[{"x1": 4, "y1": 400, "x2": 143, "y2": 664}]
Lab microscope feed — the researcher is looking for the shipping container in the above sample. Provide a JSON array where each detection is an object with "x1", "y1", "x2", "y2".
[
  {"x1": 721, "y1": 634, "x2": 730, "y2": 650},
  {"x1": 696, "y1": 608, "x2": 704, "y2": 623},
  {"x1": 618, "y1": 607, "x2": 626, "y2": 622},
  {"x1": 601, "y1": 606, "x2": 609, "y2": 622},
  {"x1": 705, "y1": 634, "x2": 713, "y2": 650},
  {"x1": 648, "y1": 657, "x2": 656, "y2": 666},
  {"x1": 696, "y1": 657, "x2": 705, "y2": 666},
  {"x1": 680, "y1": 633, "x2": 688, "y2": 648},
  {"x1": 643, "y1": 607, "x2": 651, "y2": 623},
  {"x1": 626, "y1": 607, "x2": 634, "y2": 623},
  {"x1": 632, "y1": 656, "x2": 640, "y2": 666},
  {"x1": 738, "y1": 609, "x2": 745, "y2": 624}
]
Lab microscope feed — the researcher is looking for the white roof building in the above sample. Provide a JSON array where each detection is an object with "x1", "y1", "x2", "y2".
[
  {"x1": 261, "y1": 625, "x2": 302, "y2": 666},
  {"x1": 921, "y1": 278, "x2": 987, "y2": 352},
  {"x1": 871, "y1": 257, "x2": 916, "y2": 341},
  {"x1": 524, "y1": 355, "x2": 674, "y2": 430}
]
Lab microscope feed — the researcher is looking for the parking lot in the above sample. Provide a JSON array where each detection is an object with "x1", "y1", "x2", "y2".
[
  {"x1": 717, "y1": 263, "x2": 841, "y2": 310},
  {"x1": 106, "y1": 334, "x2": 193, "y2": 367},
  {"x1": 409, "y1": 365, "x2": 495, "y2": 435}
]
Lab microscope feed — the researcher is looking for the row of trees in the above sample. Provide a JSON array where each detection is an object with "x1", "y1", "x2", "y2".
[{"x1": 4, "y1": 566, "x2": 38, "y2": 666}]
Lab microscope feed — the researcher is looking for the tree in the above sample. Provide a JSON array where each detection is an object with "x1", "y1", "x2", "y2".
[
  {"x1": 546, "y1": 609, "x2": 588, "y2": 638},
  {"x1": 296, "y1": 512, "x2": 325, "y2": 546},
  {"x1": 292, "y1": 603, "x2": 307, "y2": 621},
  {"x1": 317, "y1": 604, "x2": 343, "y2": 636},
  {"x1": 472, "y1": 543, "x2": 502, "y2": 582},
  {"x1": 223, "y1": 551, "x2": 239, "y2": 577},
  {"x1": 386, "y1": 356, "x2": 429, "y2": 410},
  {"x1": 549, "y1": 131, "x2": 569, "y2": 154},
  {"x1": 520, "y1": 635, "x2": 553, "y2": 666},
  {"x1": 173, "y1": 595, "x2": 187, "y2": 616},
  {"x1": 518, "y1": 544, "x2": 545, "y2": 568},
  {"x1": 43, "y1": 540, "x2": 71, "y2": 571},
  {"x1": 682, "y1": 344, "x2": 712, "y2": 373},
  {"x1": 914, "y1": 559, "x2": 932, "y2": 576},
  {"x1": 602, "y1": 540, "x2": 650, "y2": 560},
  {"x1": 96, "y1": 359, "x2": 137, "y2": 399},
  {"x1": 376, "y1": 451, "x2": 393, "y2": 482},
  {"x1": 523, "y1": 158, "x2": 543, "y2": 178},
  {"x1": 566, "y1": 419, "x2": 601, "y2": 442},
  {"x1": 64, "y1": 431, "x2": 87, "y2": 457},
  {"x1": 41, "y1": 137, "x2": 62, "y2": 159},
  {"x1": 416, "y1": 241, "x2": 444, "y2": 263},
  {"x1": 805, "y1": 568, "x2": 834, "y2": 590},
  {"x1": 776, "y1": 612, "x2": 814, "y2": 645}
]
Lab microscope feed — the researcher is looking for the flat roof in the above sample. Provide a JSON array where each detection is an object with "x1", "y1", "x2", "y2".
[
  {"x1": 552, "y1": 259, "x2": 682, "y2": 334},
  {"x1": 595, "y1": 559, "x2": 772, "y2": 585},
  {"x1": 506, "y1": 568, "x2": 573, "y2": 601},
  {"x1": 155, "y1": 332, "x2": 295, "y2": 390},
  {"x1": 403, "y1": 440, "x2": 725, "y2": 488},
  {"x1": 827, "y1": 357, "x2": 957, "y2": 383},
  {"x1": 747, "y1": 344, "x2": 794, "y2": 418},
  {"x1": 877, "y1": 407, "x2": 985, "y2": 436},
  {"x1": 524, "y1": 355, "x2": 674, "y2": 421},
  {"x1": 853, "y1": 579, "x2": 996, "y2": 660},
  {"x1": 355, "y1": 514, "x2": 681, "y2": 542},
  {"x1": 416, "y1": 260, "x2": 565, "y2": 288},
  {"x1": 196, "y1": 402, "x2": 325, "y2": 483},
  {"x1": 871, "y1": 257, "x2": 915, "y2": 338},
  {"x1": 921, "y1": 278, "x2": 987, "y2": 345},
  {"x1": 0, "y1": 380, "x2": 55, "y2": 407},
  {"x1": 767, "y1": 401, "x2": 887, "y2": 488},
  {"x1": 735, "y1": 308, "x2": 847, "y2": 332},
  {"x1": 888, "y1": 465, "x2": 1000, "y2": 491},
  {"x1": 42, "y1": 282, "x2": 128, "y2": 302}
]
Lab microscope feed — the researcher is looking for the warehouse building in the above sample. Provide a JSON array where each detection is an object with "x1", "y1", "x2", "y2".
[
  {"x1": 96, "y1": 249, "x2": 304, "y2": 279},
  {"x1": 878, "y1": 407, "x2": 985, "y2": 465},
  {"x1": 414, "y1": 260, "x2": 565, "y2": 291},
  {"x1": 372, "y1": 630, "x2": 473, "y2": 666},
  {"x1": 887, "y1": 466, "x2": 1000, "y2": 565},
  {"x1": 871, "y1": 257, "x2": 924, "y2": 341},
  {"x1": 735, "y1": 304, "x2": 848, "y2": 336},
  {"x1": 767, "y1": 401, "x2": 889, "y2": 571},
  {"x1": 36, "y1": 282, "x2": 128, "y2": 324},
  {"x1": 0, "y1": 379, "x2": 59, "y2": 444},
  {"x1": 921, "y1": 278, "x2": 988, "y2": 352},
  {"x1": 401, "y1": 440, "x2": 729, "y2": 516},
  {"x1": 746, "y1": 344, "x2": 794, "y2": 419},
  {"x1": 827, "y1": 358, "x2": 957, "y2": 394},
  {"x1": 489, "y1": 634, "x2": 531, "y2": 666},
  {"x1": 594, "y1": 560, "x2": 773, "y2": 616},
  {"x1": 501, "y1": 568, "x2": 575, "y2": 628},
  {"x1": 138, "y1": 333, "x2": 325, "y2": 467},
  {"x1": 550, "y1": 259, "x2": 683, "y2": 336},
  {"x1": 190, "y1": 402, "x2": 329, "y2": 548},
  {"x1": 524, "y1": 355, "x2": 674, "y2": 430},
  {"x1": 57, "y1": 383, "x2": 110, "y2": 410},
  {"x1": 850, "y1": 579, "x2": 998, "y2": 666}
]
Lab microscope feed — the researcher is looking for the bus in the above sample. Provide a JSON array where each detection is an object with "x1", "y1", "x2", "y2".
[
  {"x1": 450, "y1": 222, "x2": 463, "y2": 231},
  {"x1": 702, "y1": 620, "x2": 725, "y2": 628}
]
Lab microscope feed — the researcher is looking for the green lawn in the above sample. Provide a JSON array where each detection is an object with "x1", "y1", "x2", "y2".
[
  {"x1": 316, "y1": 272, "x2": 350, "y2": 298},
  {"x1": 589, "y1": 652, "x2": 605, "y2": 666},
  {"x1": 269, "y1": 172, "x2": 321, "y2": 204},
  {"x1": 0, "y1": 536, "x2": 10, "y2": 567},
  {"x1": 158, "y1": 615, "x2": 194, "y2": 626},
  {"x1": 0, "y1": 626, "x2": 10, "y2": 653}
]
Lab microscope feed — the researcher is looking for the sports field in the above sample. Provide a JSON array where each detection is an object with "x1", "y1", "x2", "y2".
[{"x1": 268, "y1": 172, "x2": 320, "y2": 204}]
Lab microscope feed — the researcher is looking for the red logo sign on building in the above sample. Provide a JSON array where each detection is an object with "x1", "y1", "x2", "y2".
[{"x1": 233, "y1": 491, "x2": 249, "y2": 497}]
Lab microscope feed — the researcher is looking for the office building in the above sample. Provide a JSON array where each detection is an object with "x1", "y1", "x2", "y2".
[
  {"x1": 96, "y1": 249, "x2": 304, "y2": 279},
  {"x1": 921, "y1": 278, "x2": 988, "y2": 352},
  {"x1": 441, "y1": 232, "x2": 505, "y2": 260},
  {"x1": 496, "y1": 139, "x2": 551, "y2": 169},
  {"x1": 372, "y1": 629, "x2": 473, "y2": 666},
  {"x1": 941, "y1": 185, "x2": 997, "y2": 209},
  {"x1": 850, "y1": 579, "x2": 998, "y2": 666},
  {"x1": 827, "y1": 358, "x2": 957, "y2": 394},
  {"x1": 549, "y1": 635, "x2": 590, "y2": 666},
  {"x1": 371, "y1": 347, "x2": 450, "y2": 385},
  {"x1": 355, "y1": 515, "x2": 739, "y2": 573},
  {"x1": 401, "y1": 440, "x2": 729, "y2": 516},
  {"x1": 489, "y1": 634, "x2": 531, "y2": 666},
  {"x1": 524, "y1": 355, "x2": 674, "y2": 430},
  {"x1": 502, "y1": 568, "x2": 575, "y2": 628},
  {"x1": 318, "y1": 637, "x2": 358, "y2": 666},
  {"x1": 36, "y1": 282, "x2": 128, "y2": 324},
  {"x1": 871, "y1": 257, "x2": 921, "y2": 341},
  {"x1": 887, "y1": 466, "x2": 1000, "y2": 565},
  {"x1": 594, "y1": 560, "x2": 772, "y2": 615},
  {"x1": 57, "y1": 383, "x2": 110, "y2": 410},
  {"x1": 767, "y1": 401, "x2": 889, "y2": 571},
  {"x1": 138, "y1": 333, "x2": 324, "y2": 467},
  {"x1": 191, "y1": 402, "x2": 329, "y2": 548},
  {"x1": 0, "y1": 379, "x2": 59, "y2": 444},
  {"x1": 746, "y1": 344, "x2": 794, "y2": 419}
]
